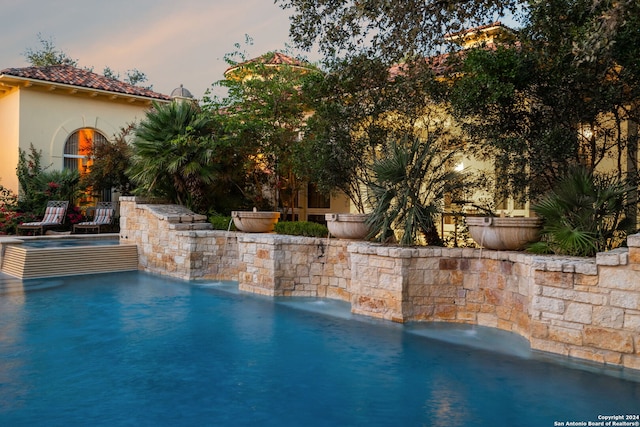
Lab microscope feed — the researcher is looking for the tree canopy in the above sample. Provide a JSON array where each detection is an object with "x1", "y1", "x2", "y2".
[
  {"x1": 446, "y1": 0, "x2": 640, "y2": 203},
  {"x1": 23, "y1": 33, "x2": 78, "y2": 67},
  {"x1": 276, "y1": 0, "x2": 520, "y2": 62},
  {"x1": 203, "y1": 48, "x2": 323, "y2": 214}
]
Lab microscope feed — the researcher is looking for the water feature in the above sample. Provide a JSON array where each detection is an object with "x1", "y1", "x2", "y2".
[
  {"x1": 0, "y1": 235, "x2": 136, "y2": 279},
  {"x1": 0, "y1": 271, "x2": 638, "y2": 427}
]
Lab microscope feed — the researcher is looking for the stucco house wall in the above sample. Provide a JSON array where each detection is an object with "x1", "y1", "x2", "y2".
[
  {"x1": 0, "y1": 65, "x2": 171, "y2": 196},
  {"x1": 0, "y1": 90, "x2": 20, "y2": 192}
]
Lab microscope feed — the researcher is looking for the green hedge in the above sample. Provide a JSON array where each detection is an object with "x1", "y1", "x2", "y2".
[
  {"x1": 275, "y1": 221, "x2": 328, "y2": 237},
  {"x1": 208, "y1": 214, "x2": 235, "y2": 231}
]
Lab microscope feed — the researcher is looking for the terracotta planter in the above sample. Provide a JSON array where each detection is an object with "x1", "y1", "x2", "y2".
[
  {"x1": 325, "y1": 213, "x2": 370, "y2": 240},
  {"x1": 467, "y1": 217, "x2": 543, "y2": 251},
  {"x1": 232, "y1": 211, "x2": 280, "y2": 233}
]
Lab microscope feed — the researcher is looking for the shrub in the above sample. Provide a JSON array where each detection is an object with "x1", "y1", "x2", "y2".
[
  {"x1": 275, "y1": 221, "x2": 328, "y2": 237},
  {"x1": 208, "y1": 214, "x2": 235, "y2": 231},
  {"x1": 530, "y1": 167, "x2": 634, "y2": 257}
]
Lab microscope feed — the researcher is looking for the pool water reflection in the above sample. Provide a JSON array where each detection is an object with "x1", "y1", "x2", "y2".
[{"x1": 0, "y1": 271, "x2": 638, "y2": 426}]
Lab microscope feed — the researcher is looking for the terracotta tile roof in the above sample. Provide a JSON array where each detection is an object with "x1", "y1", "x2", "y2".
[
  {"x1": 244, "y1": 52, "x2": 309, "y2": 67},
  {"x1": 0, "y1": 65, "x2": 170, "y2": 100},
  {"x1": 224, "y1": 52, "x2": 318, "y2": 77}
]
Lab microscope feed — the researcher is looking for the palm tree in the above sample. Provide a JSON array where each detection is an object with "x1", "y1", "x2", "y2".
[
  {"x1": 367, "y1": 134, "x2": 464, "y2": 246},
  {"x1": 531, "y1": 167, "x2": 634, "y2": 256},
  {"x1": 129, "y1": 101, "x2": 216, "y2": 212}
]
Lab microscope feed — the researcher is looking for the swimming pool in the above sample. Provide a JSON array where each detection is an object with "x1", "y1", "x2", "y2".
[
  {"x1": 18, "y1": 237, "x2": 120, "y2": 248},
  {"x1": 0, "y1": 271, "x2": 638, "y2": 426}
]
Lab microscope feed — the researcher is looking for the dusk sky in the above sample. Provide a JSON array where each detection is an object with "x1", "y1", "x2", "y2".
[{"x1": 0, "y1": 0, "x2": 318, "y2": 99}]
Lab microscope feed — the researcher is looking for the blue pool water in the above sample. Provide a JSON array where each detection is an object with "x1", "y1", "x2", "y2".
[
  {"x1": 0, "y1": 272, "x2": 638, "y2": 427},
  {"x1": 19, "y1": 238, "x2": 119, "y2": 248}
]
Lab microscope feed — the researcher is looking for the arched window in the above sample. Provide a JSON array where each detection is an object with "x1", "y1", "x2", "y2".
[{"x1": 63, "y1": 128, "x2": 108, "y2": 173}]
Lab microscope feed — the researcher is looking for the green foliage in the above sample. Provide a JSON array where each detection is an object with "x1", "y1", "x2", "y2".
[
  {"x1": 0, "y1": 185, "x2": 24, "y2": 234},
  {"x1": 15, "y1": 145, "x2": 83, "y2": 224},
  {"x1": 208, "y1": 214, "x2": 235, "y2": 231},
  {"x1": 274, "y1": 221, "x2": 328, "y2": 237},
  {"x1": 367, "y1": 134, "x2": 465, "y2": 246},
  {"x1": 276, "y1": 0, "x2": 519, "y2": 63},
  {"x1": 103, "y1": 67, "x2": 152, "y2": 89},
  {"x1": 129, "y1": 101, "x2": 217, "y2": 212},
  {"x1": 34, "y1": 169, "x2": 83, "y2": 203},
  {"x1": 23, "y1": 33, "x2": 78, "y2": 66},
  {"x1": 82, "y1": 125, "x2": 135, "y2": 196},
  {"x1": 16, "y1": 144, "x2": 46, "y2": 213},
  {"x1": 203, "y1": 46, "x2": 323, "y2": 215},
  {"x1": 531, "y1": 167, "x2": 634, "y2": 257},
  {"x1": 448, "y1": 0, "x2": 640, "y2": 203},
  {"x1": 300, "y1": 55, "x2": 449, "y2": 212}
]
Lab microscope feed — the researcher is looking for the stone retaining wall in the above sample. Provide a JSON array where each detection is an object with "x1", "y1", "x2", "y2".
[{"x1": 120, "y1": 197, "x2": 640, "y2": 371}]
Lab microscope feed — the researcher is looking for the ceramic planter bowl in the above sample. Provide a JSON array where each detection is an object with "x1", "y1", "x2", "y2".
[{"x1": 467, "y1": 217, "x2": 543, "y2": 251}]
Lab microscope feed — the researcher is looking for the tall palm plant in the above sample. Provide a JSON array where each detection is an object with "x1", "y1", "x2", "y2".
[
  {"x1": 129, "y1": 101, "x2": 216, "y2": 212},
  {"x1": 367, "y1": 134, "x2": 464, "y2": 246}
]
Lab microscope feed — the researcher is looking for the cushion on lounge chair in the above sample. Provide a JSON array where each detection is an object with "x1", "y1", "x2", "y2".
[
  {"x1": 21, "y1": 206, "x2": 66, "y2": 226},
  {"x1": 41, "y1": 206, "x2": 66, "y2": 224},
  {"x1": 92, "y1": 208, "x2": 113, "y2": 224}
]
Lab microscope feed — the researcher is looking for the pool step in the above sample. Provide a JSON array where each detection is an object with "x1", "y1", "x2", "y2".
[{"x1": 1, "y1": 244, "x2": 138, "y2": 279}]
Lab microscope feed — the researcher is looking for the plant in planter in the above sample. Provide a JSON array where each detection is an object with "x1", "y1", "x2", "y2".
[{"x1": 529, "y1": 167, "x2": 634, "y2": 257}]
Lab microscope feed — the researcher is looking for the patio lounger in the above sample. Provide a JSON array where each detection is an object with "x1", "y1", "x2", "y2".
[
  {"x1": 73, "y1": 202, "x2": 116, "y2": 234},
  {"x1": 17, "y1": 200, "x2": 69, "y2": 235}
]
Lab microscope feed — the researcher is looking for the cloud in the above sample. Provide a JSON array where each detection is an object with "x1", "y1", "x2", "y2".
[{"x1": 1, "y1": 0, "x2": 307, "y2": 98}]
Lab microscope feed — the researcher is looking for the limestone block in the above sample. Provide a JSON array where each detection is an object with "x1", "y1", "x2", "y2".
[
  {"x1": 456, "y1": 311, "x2": 476, "y2": 322},
  {"x1": 549, "y1": 325, "x2": 583, "y2": 345},
  {"x1": 592, "y1": 306, "x2": 625, "y2": 329},
  {"x1": 624, "y1": 313, "x2": 640, "y2": 331},
  {"x1": 583, "y1": 327, "x2": 634, "y2": 353},
  {"x1": 627, "y1": 233, "x2": 640, "y2": 248},
  {"x1": 477, "y1": 312, "x2": 498, "y2": 327},
  {"x1": 433, "y1": 304, "x2": 457, "y2": 320},
  {"x1": 459, "y1": 273, "x2": 477, "y2": 291},
  {"x1": 629, "y1": 247, "x2": 640, "y2": 265},
  {"x1": 439, "y1": 258, "x2": 458, "y2": 270},
  {"x1": 610, "y1": 290, "x2": 640, "y2": 310},
  {"x1": 532, "y1": 295, "x2": 565, "y2": 314},
  {"x1": 534, "y1": 270, "x2": 574, "y2": 289},
  {"x1": 568, "y1": 347, "x2": 623, "y2": 365},
  {"x1": 563, "y1": 302, "x2": 593, "y2": 324},
  {"x1": 599, "y1": 268, "x2": 640, "y2": 291},
  {"x1": 496, "y1": 305, "x2": 512, "y2": 320},
  {"x1": 530, "y1": 337, "x2": 569, "y2": 356},
  {"x1": 622, "y1": 355, "x2": 640, "y2": 370}
]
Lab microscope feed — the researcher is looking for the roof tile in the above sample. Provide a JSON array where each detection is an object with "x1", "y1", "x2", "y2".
[{"x1": 0, "y1": 65, "x2": 170, "y2": 100}]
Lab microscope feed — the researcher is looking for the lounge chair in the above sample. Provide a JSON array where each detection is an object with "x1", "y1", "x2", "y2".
[
  {"x1": 17, "y1": 200, "x2": 69, "y2": 235},
  {"x1": 73, "y1": 202, "x2": 116, "y2": 234}
]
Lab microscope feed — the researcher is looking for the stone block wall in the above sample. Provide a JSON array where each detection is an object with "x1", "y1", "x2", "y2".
[
  {"x1": 120, "y1": 197, "x2": 238, "y2": 281},
  {"x1": 236, "y1": 234, "x2": 351, "y2": 299},
  {"x1": 120, "y1": 198, "x2": 640, "y2": 371}
]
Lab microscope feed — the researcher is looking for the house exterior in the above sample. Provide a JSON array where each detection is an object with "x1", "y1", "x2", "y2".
[{"x1": 0, "y1": 65, "x2": 171, "y2": 198}]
